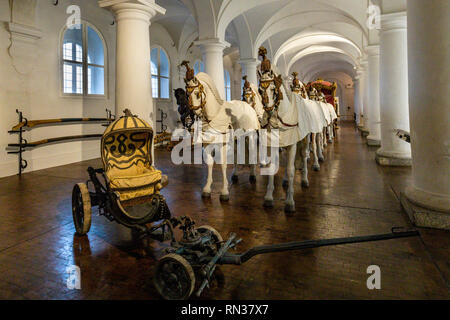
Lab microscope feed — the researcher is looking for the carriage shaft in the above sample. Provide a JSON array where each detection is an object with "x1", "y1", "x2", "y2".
[{"x1": 218, "y1": 230, "x2": 419, "y2": 265}]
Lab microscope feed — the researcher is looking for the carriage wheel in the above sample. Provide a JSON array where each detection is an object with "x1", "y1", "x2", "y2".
[
  {"x1": 72, "y1": 183, "x2": 92, "y2": 236},
  {"x1": 154, "y1": 254, "x2": 195, "y2": 300},
  {"x1": 196, "y1": 225, "x2": 223, "y2": 250}
]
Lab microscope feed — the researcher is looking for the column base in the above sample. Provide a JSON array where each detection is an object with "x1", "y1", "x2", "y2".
[
  {"x1": 401, "y1": 187, "x2": 450, "y2": 230},
  {"x1": 375, "y1": 149, "x2": 411, "y2": 166},
  {"x1": 366, "y1": 136, "x2": 381, "y2": 146}
]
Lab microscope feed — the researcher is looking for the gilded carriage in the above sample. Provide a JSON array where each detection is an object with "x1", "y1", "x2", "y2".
[
  {"x1": 72, "y1": 109, "x2": 170, "y2": 235},
  {"x1": 306, "y1": 78, "x2": 338, "y2": 110}
]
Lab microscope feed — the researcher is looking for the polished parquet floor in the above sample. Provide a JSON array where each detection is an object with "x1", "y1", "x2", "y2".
[{"x1": 0, "y1": 122, "x2": 448, "y2": 299}]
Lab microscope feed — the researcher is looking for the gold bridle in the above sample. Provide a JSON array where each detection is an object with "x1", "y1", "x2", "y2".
[
  {"x1": 186, "y1": 82, "x2": 207, "y2": 111},
  {"x1": 242, "y1": 88, "x2": 256, "y2": 108},
  {"x1": 259, "y1": 78, "x2": 282, "y2": 113}
]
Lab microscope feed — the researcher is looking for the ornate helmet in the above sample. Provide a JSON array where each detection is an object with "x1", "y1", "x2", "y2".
[
  {"x1": 291, "y1": 72, "x2": 301, "y2": 92},
  {"x1": 258, "y1": 46, "x2": 271, "y2": 74},
  {"x1": 243, "y1": 75, "x2": 251, "y2": 90},
  {"x1": 181, "y1": 60, "x2": 195, "y2": 83}
]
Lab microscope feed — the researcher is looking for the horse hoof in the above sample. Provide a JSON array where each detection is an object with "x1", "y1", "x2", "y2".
[
  {"x1": 263, "y1": 200, "x2": 274, "y2": 208},
  {"x1": 318, "y1": 157, "x2": 324, "y2": 163},
  {"x1": 202, "y1": 192, "x2": 211, "y2": 199},
  {"x1": 220, "y1": 194, "x2": 229, "y2": 202},
  {"x1": 284, "y1": 204, "x2": 296, "y2": 213},
  {"x1": 249, "y1": 175, "x2": 256, "y2": 184},
  {"x1": 313, "y1": 164, "x2": 320, "y2": 171},
  {"x1": 301, "y1": 180, "x2": 309, "y2": 188},
  {"x1": 282, "y1": 180, "x2": 288, "y2": 188},
  {"x1": 231, "y1": 175, "x2": 238, "y2": 183}
]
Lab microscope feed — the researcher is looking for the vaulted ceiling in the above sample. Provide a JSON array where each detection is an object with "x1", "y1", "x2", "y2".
[{"x1": 154, "y1": 0, "x2": 406, "y2": 85}]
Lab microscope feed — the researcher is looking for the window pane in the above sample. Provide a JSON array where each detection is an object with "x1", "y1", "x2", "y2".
[
  {"x1": 152, "y1": 75, "x2": 159, "y2": 98},
  {"x1": 160, "y1": 77, "x2": 169, "y2": 99},
  {"x1": 160, "y1": 50, "x2": 169, "y2": 77},
  {"x1": 63, "y1": 62, "x2": 74, "y2": 93},
  {"x1": 200, "y1": 61, "x2": 204, "y2": 72},
  {"x1": 151, "y1": 48, "x2": 158, "y2": 75},
  {"x1": 63, "y1": 62, "x2": 83, "y2": 94},
  {"x1": 226, "y1": 88, "x2": 231, "y2": 101},
  {"x1": 76, "y1": 65, "x2": 83, "y2": 94},
  {"x1": 87, "y1": 26, "x2": 104, "y2": 66},
  {"x1": 224, "y1": 70, "x2": 230, "y2": 86},
  {"x1": 88, "y1": 65, "x2": 104, "y2": 95},
  {"x1": 194, "y1": 61, "x2": 199, "y2": 75},
  {"x1": 63, "y1": 26, "x2": 83, "y2": 62}
]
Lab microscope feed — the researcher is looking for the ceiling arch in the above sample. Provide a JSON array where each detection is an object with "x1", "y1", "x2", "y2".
[{"x1": 273, "y1": 32, "x2": 362, "y2": 65}]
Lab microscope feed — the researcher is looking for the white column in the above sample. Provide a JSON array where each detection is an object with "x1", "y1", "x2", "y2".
[
  {"x1": 194, "y1": 38, "x2": 230, "y2": 99},
  {"x1": 239, "y1": 58, "x2": 259, "y2": 87},
  {"x1": 376, "y1": 12, "x2": 411, "y2": 166},
  {"x1": 401, "y1": 0, "x2": 450, "y2": 229},
  {"x1": 353, "y1": 77, "x2": 360, "y2": 125},
  {"x1": 99, "y1": 0, "x2": 165, "y2": 126},
  {"x1": 356, "y1": 68, "x2": 366, "y2": 128},
  {"x1": 360, "y1": 59, "x2": 370, "y2": 134},
  {"x1": 365, "y1": 45, "x2": 381, "y2": 146}
]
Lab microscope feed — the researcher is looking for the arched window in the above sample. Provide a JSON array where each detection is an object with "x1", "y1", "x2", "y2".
[
  {"x1": 194, "y1": 60, "x2": 204, "y2": 75},
  {"x1": 151, "y1": 47, "x2": 170, "y2": 99},
  {"x1": 62, "y1": 23, "x2": 106, "y2": 95},
  {"x1": 224, "y1": 70, "x2": 231, "y2": 101}
]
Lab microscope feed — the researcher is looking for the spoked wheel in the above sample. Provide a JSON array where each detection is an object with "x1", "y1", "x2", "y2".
[
  {"x1": 72, "y1": 183, "x2": 92, "y2": 236},
  {"x1": 196, "y1": 225, "x2": 223, "y2": 250},
  {"x1": 154, "y1": 254, "x2": 195, "y2": 300}
]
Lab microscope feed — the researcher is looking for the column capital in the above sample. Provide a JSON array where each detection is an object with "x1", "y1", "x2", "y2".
[
  {"x1": 365, "y1": 45, "x2": 380, "y2": 56},
  {"x1": 99, "y1": 0, "x2": 166, "y2": 20},
  {"x1": 381, "y1": 11, "x2": 407, "y2": 33},
  {"x1": 194, "y1": 38, "x2": 230, "y2": 53},
  {"x1": 238, "y1": 57, "x2": 259, "y2": 67}
]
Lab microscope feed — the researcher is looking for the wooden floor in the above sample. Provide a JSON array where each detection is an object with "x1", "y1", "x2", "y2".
[{"x1": 0, "y1": 123, "x2": 448, "y2": 300}]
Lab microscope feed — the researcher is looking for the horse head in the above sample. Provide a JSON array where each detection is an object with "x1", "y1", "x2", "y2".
[
  {"x1": 242, "y1": 76, "x2": 257, "y2": 108},
  {"x1": 181, "y1": 61, "x2": 207, "y2": 118}
]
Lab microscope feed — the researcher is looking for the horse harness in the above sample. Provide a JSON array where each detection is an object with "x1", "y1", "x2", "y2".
[{"x1": 259, "y1": 78, "x2": 298, "y2": 129}]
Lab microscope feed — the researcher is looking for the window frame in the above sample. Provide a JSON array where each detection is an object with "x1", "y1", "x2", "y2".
[
  {"x1": 151, "y1": 46, "x2": 171, "y2": 101},
  {"x1": 60, "y1": 21, "x2": 107, "y2": 98}
]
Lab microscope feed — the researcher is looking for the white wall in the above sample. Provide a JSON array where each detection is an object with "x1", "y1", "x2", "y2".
[{"x1": 0, "y1": 0, "x2": 116, "y2": 178}]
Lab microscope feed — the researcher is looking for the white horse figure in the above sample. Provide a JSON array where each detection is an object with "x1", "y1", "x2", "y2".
[
  {"x1": 257, "y1": 47, "x2": 311, "y2": 212},
  {"x1": 181, "y1": 61, "x2": 260, "y2": 201},
  {"x1": 307, "y1": 86, "x2": 330, "y2": 161},
  {"x1": 230, "y1": 76, "x2": 266, "y2": 183},
  {"x1": 290, "y1": 74, "x2": 326, "y2": 172},
  {"x1": 318, "y1": 91, "x2": 337, "y2": 144}
]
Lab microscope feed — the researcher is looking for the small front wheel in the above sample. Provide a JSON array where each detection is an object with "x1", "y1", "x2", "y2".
[
  {"x1": 196, "y1": 225, "x2": 223, "y2": 250},
  {"x1": 154, "y1": 254, "x2": 195, "y2": 300},
  {"x1": 72, "y1": 183, "x2": 92, "y2": 235}
]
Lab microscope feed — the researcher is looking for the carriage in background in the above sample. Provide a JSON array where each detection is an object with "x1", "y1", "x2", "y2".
[
  {"x1": 306, "y1": 78, "x2": 339, "y2": 115},
  {"x1": 306, "y1": 79, "x2": 340, "y2": 133}
]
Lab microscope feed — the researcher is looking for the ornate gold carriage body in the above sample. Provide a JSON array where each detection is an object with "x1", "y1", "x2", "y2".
[
  {"x1": 306, "y1": 79, "x2": 338, "y2": 109},
  {"x1": 72, "y1": 110, "x2": 170, "y2": 235}
]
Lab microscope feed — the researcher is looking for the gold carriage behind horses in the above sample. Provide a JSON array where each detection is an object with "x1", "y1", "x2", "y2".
[
  {"x1": 306, "y1": 79, "x2": 338, "y2": 109},
  {"x1": 71, "y1": 109, "x2": 170, "y2": 235}
]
